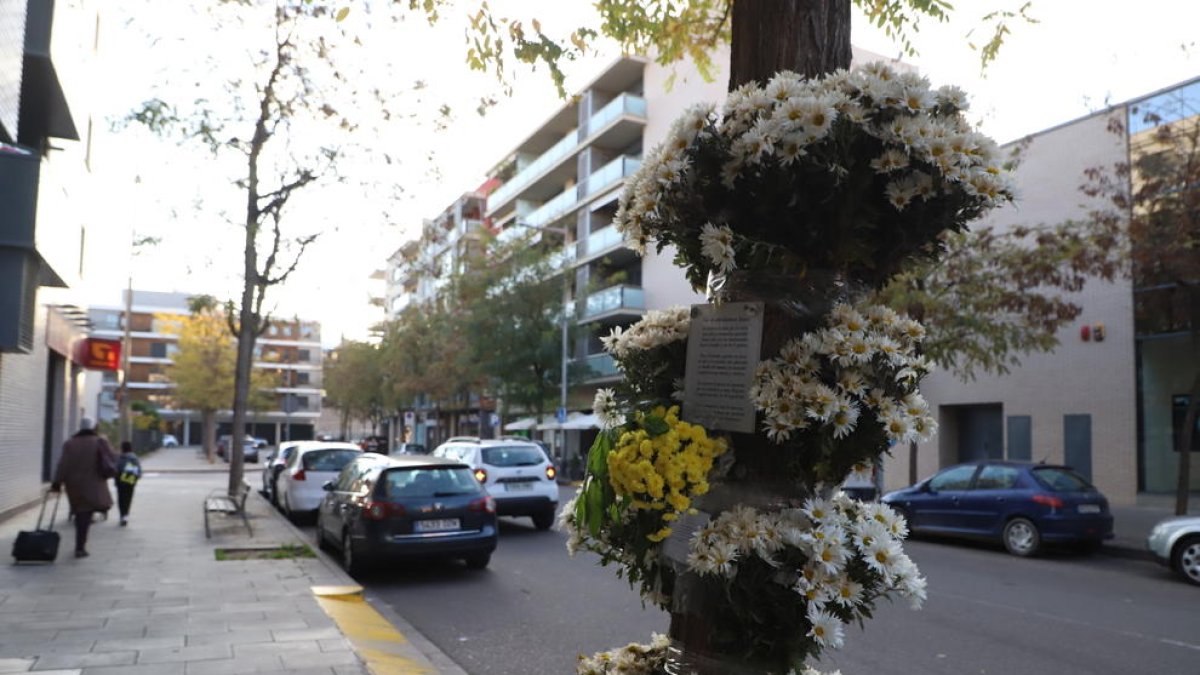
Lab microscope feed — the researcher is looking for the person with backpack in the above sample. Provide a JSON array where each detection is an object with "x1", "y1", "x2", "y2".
[{"x1": 114, "y1": 441, "x2": 142, "y2": 527}]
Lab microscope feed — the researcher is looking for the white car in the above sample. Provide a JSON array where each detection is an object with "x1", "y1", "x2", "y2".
[
  {"x1": 432, "y1": 439, "x2": 559, "y2": 529},
  {"x1": 161, "y1": 434, "x2": 179, "y2": 447},
  {"x1": 1147, "y1": 515, "x2": 1200, "y2": 586},
  {"x1": 276, "y1": 442, "x2": 362, "y2": 522}
]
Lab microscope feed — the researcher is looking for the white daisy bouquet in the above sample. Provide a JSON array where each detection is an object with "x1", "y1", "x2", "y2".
[
  {"x1": 750, "y1": 301, "x2": 937, "y2": 484},
  {"x1": 614, "y1": 63, "x2": 1015, "y2": 291},
  {"x1": 685, "y1": 494, "x2": 925, "y2": 664},
  {"x1": 599, "y1": 306, "x2": 691, "y2": 407}
]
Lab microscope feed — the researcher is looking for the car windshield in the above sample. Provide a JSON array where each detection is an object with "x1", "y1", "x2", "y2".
[
  {"x1": 301, "y1": 449, "x2": 361, "y2": 472},
  {"x1": 382, "y1": 467, "x2": 482, "y2": 498},
  {"x1": 1031, "y1": 467, "x2": 1095, "y2": 492},
  {"x1": 481, "y1": 445, "x2": 544, "y2": 467}
]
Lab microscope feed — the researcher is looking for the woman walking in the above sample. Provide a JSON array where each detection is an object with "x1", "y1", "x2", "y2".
[{"x1": 51, "y1": 418, "x2": 117, "y2": 558}]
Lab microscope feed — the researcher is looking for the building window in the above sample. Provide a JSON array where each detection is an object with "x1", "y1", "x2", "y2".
[
  {"x1": 296, "y1": 372, "x2": 310, "y2": 385},
  {"x1": 295, "y1": 396, "x2": 309, "y2": 410},
  {"x1": 149, "y1": 342, "x2": 167, "y2": 358},
  {"x1": 297, "y1": 349, "x2": 310, "y2": 363}
]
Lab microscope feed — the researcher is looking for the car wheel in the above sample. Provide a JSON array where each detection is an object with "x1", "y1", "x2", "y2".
[
  {"x1": 1171, "y1": 535, "x2": 1200, "y2": 586},
  {"x1": 464, "y1": 552, "x2": 491, "y2": 570},
  {"x1": 342, "y1": 530, "x2": 364, "y2": 576},
  {"x1": 531, "y1": 509, "x2": 555, "y2": 531},
  {"x1": 1003, "y1": 517, "x2": 1041, "y2": 557}
]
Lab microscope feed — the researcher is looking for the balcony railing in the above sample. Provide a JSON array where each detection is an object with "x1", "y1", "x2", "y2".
[
  {"x1": 584, "y1": 156, "x2": 640, "y2": 199},
  {"x1": 488, "y1": 93, "x2": 647, "y2": 212},
  {"x1": 579, "y1": 225, "x2": 624, "y2": 259},
  {"x1": 587, "y1": 93, "x2": 647, "y2": 136},
  {"x1": 578, "y1": 353, "x2": 619, "y2": 380},
  {"x1": 525, "y1": 185, "x2": 581, "y2": 229},
  {"x1": 581, "y1": 284, "x2": 645, "y2": 320},
  {"x1": 489, "y1": 128, "x2": 580, "y2": 208}
]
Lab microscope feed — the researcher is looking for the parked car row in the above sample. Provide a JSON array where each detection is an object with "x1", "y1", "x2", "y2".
[
  {"x1": 217, "y1": 434, "x2": 266, "y2": 463},
  {"x1": 259, "y1": 436, "x2": 558, "y2": 576}
]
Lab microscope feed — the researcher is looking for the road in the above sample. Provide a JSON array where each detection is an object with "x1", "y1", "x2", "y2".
[{"x1": 294, "y1": 487, "x2": 1200, "y2": 675}]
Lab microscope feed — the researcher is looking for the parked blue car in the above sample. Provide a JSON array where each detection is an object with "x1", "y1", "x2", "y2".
[{"x1": 882, "y1": 461, "x2": 1113, "y2": 556}]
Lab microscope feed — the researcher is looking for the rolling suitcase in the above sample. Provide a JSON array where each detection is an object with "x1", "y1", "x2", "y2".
[{"x1": 12, "y1": 491, "x2": 61, "y2": 563}]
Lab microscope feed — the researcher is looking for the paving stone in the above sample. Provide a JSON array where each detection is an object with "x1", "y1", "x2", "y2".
[
  {"x1": 183, "y1": 653, "x2": 283, "y2": 675},
  {"x1": 232, "y1": 641, "x2": 322, "y2": 659},
  {"x1": 0, "y1": 642, "x2": 95, "y2": 659},
  {"x1": 331, "y1": 666, "x2": 371, "y2": 675},
  {"x1": 82, "y1": 663, "x2": 185, "y2": 675},
  {"x1": 92, "y1": 636, "x2": 185, "y2": 653},
  {"x1": 270, "y1": 626, "x2": 341, "y2": 643},
  {"x1": 31, "y1": 651, "x2": 136, "y2": 670},
  {"x1": 278, "y1": 651, "x2": 361, "y2": 670},
  {"x1": 184, "y1": 629, "x2": 272, "y2": 648},
  {"x1": 316, "y1": 638, "x2": 352, "y2": 654},
  {"x1": 135, "y1": 643, "x2": 232, "y2": 665},
  {"x1": 0, "y1": 657, "x2": 36, "y2": 673}
]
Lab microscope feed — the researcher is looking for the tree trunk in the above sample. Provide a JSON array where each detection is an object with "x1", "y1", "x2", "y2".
[
  {"x1": 202, "y1": 410, "x2": 216, "y2": 464},
  {"x1": 909, "y1": 440, "x2": 919, "y2": 486},
  {"x1": 228, "y1": 228, "x2": 259, "y2": 495},
  {"x1": 1176, "y1": 368, "x2": 1199, "y2": 515},
  {"x1": 729, "y1": 0, "x2": 852, "y2": 88}
]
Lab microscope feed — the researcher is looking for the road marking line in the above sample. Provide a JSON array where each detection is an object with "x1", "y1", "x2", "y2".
[
  {"x1": 936, "y1": 589, "x2": 1200, "y2": 652},
  {"x1": 313, "y1": 585, "x2": 438, "y2": 674}
]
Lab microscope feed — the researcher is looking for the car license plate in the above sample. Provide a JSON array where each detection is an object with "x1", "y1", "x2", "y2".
[
  {"x1": 414, "y1": 518, "x2": 460, "y2": 533},
  {"x1": 506, "y1": 482, "x2": 534, "y2": 492},
  {"x1": 1077, "y1": 504, "x2": 1101, "y2": 514}
]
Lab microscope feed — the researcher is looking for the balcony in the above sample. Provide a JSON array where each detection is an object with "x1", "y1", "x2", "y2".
[
  {"x1": 487, "y1": 93, "x2": 647, "y2": 216},
  {"x1": 586, "y1": 92, "x2": 647, "y2": 141},
  {"x1": 577, "y1": 352, "x2": 619, "y2": 381},
  {"x1": 522, "y1": 156, "x2": 641, "y2": 231},
  {"x1": 585, "y1": 156, "x2": 640, "y2": 200},
  {"x1": 580, "y1": 284, "x2": 645, "y2": 322},
  {"x1": 525, "y1": 185, "x2": 581, "y2": 229},
  {"x1": 488, "y1": 128, "x2": 580, "y2": 212}
]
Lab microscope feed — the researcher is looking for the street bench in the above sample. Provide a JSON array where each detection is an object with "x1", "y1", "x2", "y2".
[{"x1": 204, "y1": 482, "x2": 252, "y2": 538}]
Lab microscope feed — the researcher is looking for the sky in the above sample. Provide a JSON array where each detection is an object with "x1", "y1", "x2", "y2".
[{"x1": 79, "y1": 0, "x2": 1200, "y2": 347}]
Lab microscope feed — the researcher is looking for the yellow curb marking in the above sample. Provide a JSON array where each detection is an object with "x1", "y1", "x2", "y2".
[{"x1": 313, "y1": 585, "x2": 437, "y2": 674}]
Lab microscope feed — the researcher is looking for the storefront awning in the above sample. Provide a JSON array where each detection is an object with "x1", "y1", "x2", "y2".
[
  {"x1": 503, "y1": 414, "x2": 560, "y2": 431},
  {"x1": 560, "y1": 413, "x2": 600, "y2": 430}
]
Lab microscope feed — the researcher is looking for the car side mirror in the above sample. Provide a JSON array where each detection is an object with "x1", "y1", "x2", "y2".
[{"x1": 322, "y1": 481, "x2": 335, "y2": 492}]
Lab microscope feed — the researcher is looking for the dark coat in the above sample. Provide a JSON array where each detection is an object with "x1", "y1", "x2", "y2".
[{"x1": 54, "y1": 431, "x2": 116, "y2": 513}]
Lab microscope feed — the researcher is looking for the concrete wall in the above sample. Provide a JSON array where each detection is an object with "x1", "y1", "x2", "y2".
[{"x1": 883, "y1": 109, "x2": 1141, "y2": 505}]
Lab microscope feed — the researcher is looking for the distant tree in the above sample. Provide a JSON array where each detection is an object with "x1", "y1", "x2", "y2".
[
  {"x1": 876, "y1": 217, "x2": 1127, "y2": 482},
  {"x1": 1083, "y1": 102, "x2": 1200, "y2": 515},
  {"x1": 324, "y1": 341, "x2": 387, "y2": 436},
  {"x1": 456, "y1": 238, "x2": 578, "y2": 434},
  {"x1": 165, "y1": 295, "x2": 275, "y2": 462}
]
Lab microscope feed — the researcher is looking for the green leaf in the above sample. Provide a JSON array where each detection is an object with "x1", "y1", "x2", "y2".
[
  {"x1": 642, "y1": 414, "x2": 669, "y2": 437},
  {"x1": 334, "y1": 7, "x2": 349, "y2": 22},
  {"x1": 585, "y1": 480, "x2": 603, "y2": 537}
]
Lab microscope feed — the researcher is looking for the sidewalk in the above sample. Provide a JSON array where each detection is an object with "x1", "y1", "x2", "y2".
[{"x1": 0, "y1": 446, "x2": 465, "y2": 675}]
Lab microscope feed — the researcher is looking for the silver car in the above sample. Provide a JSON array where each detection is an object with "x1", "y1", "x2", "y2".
[{"x1": 1147, "y1": 516, "x2": 1200, "y2": 586}]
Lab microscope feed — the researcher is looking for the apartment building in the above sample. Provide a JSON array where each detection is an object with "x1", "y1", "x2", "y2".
[
  {"x1": 880, "y1": 76, "x2": 1200, "y2": 505},
  {"x1": 87, "y1": 290, "x2": 325, "y2": 445},
  {"x1": 383, "y1": 188, "x2": 496, "y2": 446},
  {"x1": 0, "y1": 0, "x2": 104, "y2": 518}
]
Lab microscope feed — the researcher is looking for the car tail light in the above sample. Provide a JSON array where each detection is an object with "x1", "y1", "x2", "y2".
[
  {"x1": 473, "y1": 468, "x2": 487, "y2": 483},
  {"x1": 468, "y1": 496, "x2": 496, "y2": 514},
  {"x1": 545, "y1": 466, "x2": 557, "y2": 480},
  {"x1": 293, "y1": 469, "x2": 306, "y2": 481},
  {"x1": 1032, "y1": 494, "x2": 1064, "y2": 510},
  {"x1": 363, "y1": 501, "x2": 405, "y2": 521}
]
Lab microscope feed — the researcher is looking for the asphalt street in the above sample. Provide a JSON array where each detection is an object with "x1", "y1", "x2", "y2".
[{"x1": 293, "y1": 487, "x2": 1200, "y2": 675}]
